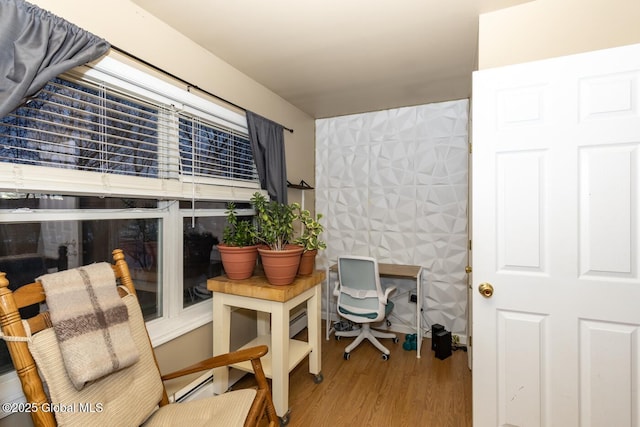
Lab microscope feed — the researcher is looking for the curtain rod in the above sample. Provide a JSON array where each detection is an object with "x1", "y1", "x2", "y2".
[{"x1": 110, "y1": 45, "x2": 294, "y2": 133}]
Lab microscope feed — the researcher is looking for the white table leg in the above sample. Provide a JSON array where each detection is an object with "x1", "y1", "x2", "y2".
[
  {"x1": 416, "y1": 269, "x2": 422, "y2": 358},
  {"x1": 212, "y1": 295, "x2": 231, "y2": 394},
  {"x1": 325, "y1": 266, "x2": 330, "y2": 340},
  {"x1": 270, "y1": 302, "x2": 290, "y2": 417},
  {"x1": 307, "y1": 283, "x2": 322, "y2": 375}
]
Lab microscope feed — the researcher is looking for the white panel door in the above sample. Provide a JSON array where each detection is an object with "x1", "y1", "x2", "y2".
[{"x1": 472, "y1": 43, "x2": 640, "y2": 426}]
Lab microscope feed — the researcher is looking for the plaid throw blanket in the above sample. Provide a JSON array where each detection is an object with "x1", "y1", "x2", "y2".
[{"x1": 38, "y1": 262, "x2": 139, "y2": 390}]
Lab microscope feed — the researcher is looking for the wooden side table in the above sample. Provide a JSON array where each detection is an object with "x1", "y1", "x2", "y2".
[{"x1": 207, "y1": 270, "x2": 325, "y2": 421}]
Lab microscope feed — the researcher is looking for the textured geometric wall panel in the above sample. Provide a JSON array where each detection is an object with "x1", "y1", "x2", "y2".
[{"x1": 316, "y1": 100, "x2": 469, "y2": 338}]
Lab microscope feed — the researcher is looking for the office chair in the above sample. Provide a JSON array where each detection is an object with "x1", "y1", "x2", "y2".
[
  {"x1": 0, "y1": 249, "x2": 278, "y2": 427},
  {"x1": 333, "y1": 256, "x2": 399, "y2": 360}
]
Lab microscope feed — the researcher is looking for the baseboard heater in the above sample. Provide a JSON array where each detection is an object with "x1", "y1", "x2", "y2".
[
  {"x1": 289, "y1": 306, "x2": 307, "y2": 337},
  {"x1": 175, "y1": 371, "x2": 214, "y2": 403}
]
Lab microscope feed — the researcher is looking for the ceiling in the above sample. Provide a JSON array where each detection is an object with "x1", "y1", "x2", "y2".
[{"x1": 133, "y1": 0, "x2": 530, "y2": 119}]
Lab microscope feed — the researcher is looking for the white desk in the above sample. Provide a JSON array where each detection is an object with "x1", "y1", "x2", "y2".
[
  {"x1": 208, "y1": 270, "x2": 325, "y2": 420},
  {"x1": 326, "y1": 262, "x2": 424, "y2": 358}
]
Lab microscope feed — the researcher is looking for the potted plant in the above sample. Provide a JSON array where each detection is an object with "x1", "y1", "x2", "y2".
[
  {"x1": 251, "y1": 192, "x2": 303, "y2": 285},
  {"x1": 293, "y1": 207, "x2": 326, "y2": 275},
  {"x1": 217, "y1": 202, "x2": 259, "y2": 280}
]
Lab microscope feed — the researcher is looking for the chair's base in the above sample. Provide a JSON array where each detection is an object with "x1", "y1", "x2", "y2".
[{"x1": 335, "y1": 323, "x2": 396, "y2": 355}]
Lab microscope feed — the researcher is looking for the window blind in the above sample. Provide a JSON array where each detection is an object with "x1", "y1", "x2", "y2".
[
  {"x1": 178, "y1": 114, "x2": 257, "y2": 183},
  {"x1": 0, "y1": 77, "x2": 168, "y2": 178},
  {"x1": 0, "y1": 75, "x2": 258, "y2": 196}
]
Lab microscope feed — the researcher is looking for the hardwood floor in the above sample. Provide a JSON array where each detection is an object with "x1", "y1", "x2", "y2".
[{"x1": 236, "y1": 327, "x2": 472, "y2": 427}]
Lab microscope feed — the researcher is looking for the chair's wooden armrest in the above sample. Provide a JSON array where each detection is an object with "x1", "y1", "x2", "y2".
[{"x1": 160, "y1": 345, "x2": 268, "y2": 381}]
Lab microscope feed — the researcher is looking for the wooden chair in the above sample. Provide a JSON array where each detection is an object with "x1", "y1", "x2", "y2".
[{"x1": 0, "y1": 249, "x2": 278, "y2": 427}]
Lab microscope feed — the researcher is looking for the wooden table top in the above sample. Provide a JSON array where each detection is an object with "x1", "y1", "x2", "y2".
[
  {"x1": 329, "y1": 262, "x2": 422, "y2": 279},
  {"x1": 207, "y1": 270, "x2": 326, "y2": 302}
]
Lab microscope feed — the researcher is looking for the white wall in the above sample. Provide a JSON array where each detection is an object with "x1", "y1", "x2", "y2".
[
  {"x1": 478, "y1": 0, "x2": 640, "y2": 70},
  {"x1": 316, "y1": 99, "x2": 469, "y2": 337}
]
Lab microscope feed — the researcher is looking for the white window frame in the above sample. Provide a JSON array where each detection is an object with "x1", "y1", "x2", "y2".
[{"x1": 0, "y1": 54, "x2": 262, "y2": 412}]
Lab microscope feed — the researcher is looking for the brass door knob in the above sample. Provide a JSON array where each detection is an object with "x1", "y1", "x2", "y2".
[{"x1": 478, "y1": 283, "x2": 494, "y2": 298}]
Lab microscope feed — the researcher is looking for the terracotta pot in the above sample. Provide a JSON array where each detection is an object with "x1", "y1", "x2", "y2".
[
  {"x1": 297, "y1": 249, "x2": 317, "y2": 276},
  {"x1": 217, "y1": 244, "x2": 259, "y2": 280},
  {"x1": 258, "y1": 245, "x2": 303, "y2": 285}
]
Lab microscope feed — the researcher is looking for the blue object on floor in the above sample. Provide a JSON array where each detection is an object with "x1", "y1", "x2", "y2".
[{"x1": 403, "y1": 333, "x2": 417, "y2": 351}]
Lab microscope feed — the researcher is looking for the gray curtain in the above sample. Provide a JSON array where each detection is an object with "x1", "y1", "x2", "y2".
[
  {"x1": 0, "y1": 0, "x2": 110, "y2": 118},
  {"x1": 246, "y1": 110, "x2": 288, "y2": 203}
]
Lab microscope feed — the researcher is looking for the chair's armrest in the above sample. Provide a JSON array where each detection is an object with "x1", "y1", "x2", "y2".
[
  {"x1": 333, "y1": 279, "x2": 340, "y2": 297},
  {"x1": 382, "y1": 285, "x2": 397, "y2": 303},
  {"x1": 160, "y1": 345, "x2": 268, "y2": 381}
]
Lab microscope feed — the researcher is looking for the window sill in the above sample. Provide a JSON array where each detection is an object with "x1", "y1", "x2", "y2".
[{"x1": 146, "y1": 303, "x2": 213, "y2": 347}]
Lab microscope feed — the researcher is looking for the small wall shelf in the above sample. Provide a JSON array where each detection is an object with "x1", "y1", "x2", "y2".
[{"x1": 288, "y1": 180, "x2": 314, "y2": 233}]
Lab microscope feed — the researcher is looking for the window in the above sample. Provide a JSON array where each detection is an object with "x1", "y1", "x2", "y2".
[
  {"x1": 0, "y1": 77, "x2": 161, "y2": 178},
  {"x1": 179, "y1": 201, "x2": 253, "y2": 309},
  {"x1": 0, "y1": 194, "x2": 162, "y2": 375},
  {"x1": 0, "y1": 56, "x2": 261, "y2": 407},
  {"x1": 179, "y1": 116, "x2": 256, "y2": 182}
]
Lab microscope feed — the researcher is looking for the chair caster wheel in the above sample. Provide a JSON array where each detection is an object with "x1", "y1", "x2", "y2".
[
  {"x1": 335, "y1": 335, "x2": 341, "y2": 341},
  {"x1": 343, "y1": 352, "x2": 350, "y2": 360},
  {"x1": 382, "y1": 353, "x2": 390, "y2": 361},
  {"x1": 393, "y1": 337, "x2": 400, "y2": 344},
  {"x1": 313, "y1": 373, "x2": 324, "y2": 384}
]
